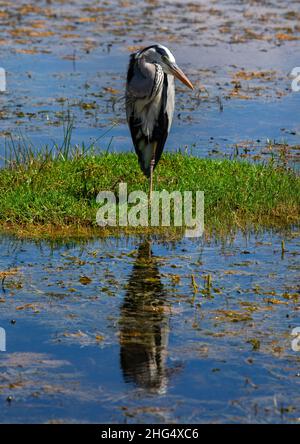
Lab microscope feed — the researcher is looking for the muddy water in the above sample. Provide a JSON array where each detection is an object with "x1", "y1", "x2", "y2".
[
  {"x1": 0, "y1": 0, "x2": 300, "y2": 424},
  {"x1": 0, "y1": 232, "x2": 299, "y2": 423}
]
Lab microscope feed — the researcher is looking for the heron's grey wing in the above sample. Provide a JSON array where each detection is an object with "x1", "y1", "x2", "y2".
[
  {"x1": 126, "y1": 56, "x2": 160, "y2": 176},
  {"x1": 126, "y1": 55, "x2": 173, "y2": 177},
  {"x1": 131, "y1": 73, "x2": 174, "y2": 177},
  {"x1": 126, "y1": 55, "x2": 157, "y2": 104}
]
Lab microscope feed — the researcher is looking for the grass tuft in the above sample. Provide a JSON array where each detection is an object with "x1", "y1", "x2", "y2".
[{"x1": 0, "y1": 150, "x2": 299, "y2": 238}]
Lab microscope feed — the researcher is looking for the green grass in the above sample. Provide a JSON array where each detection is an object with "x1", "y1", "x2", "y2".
[{"x1": 0, "y1": 151, "x2": 299, "y2": 237}]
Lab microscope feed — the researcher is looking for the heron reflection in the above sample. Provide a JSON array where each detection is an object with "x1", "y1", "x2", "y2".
[{"x1": 119, "y1": 241, "x2": 170, "y2": 394}]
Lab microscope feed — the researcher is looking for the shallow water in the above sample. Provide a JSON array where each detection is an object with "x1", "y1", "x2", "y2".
[
  {"x1": 0, "y1": 232, "x2": 299, "y2": 423},
  {"x1": 0, "y1": 0, "x2": 300, "y2": 424},
  {"x1": 0, "y1": 0, "x2": 299, "y2": 165}
]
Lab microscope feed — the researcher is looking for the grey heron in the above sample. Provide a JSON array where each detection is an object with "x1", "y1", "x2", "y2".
[{"x1": 125, "y1": 44, "x2": 193, "y2": 200}]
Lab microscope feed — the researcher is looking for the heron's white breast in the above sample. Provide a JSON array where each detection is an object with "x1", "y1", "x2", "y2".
[
  {"x1": 134, "y1": 87, "x2": 164, "y2": 139},
  {"x1": 134, "y1": 74, "x2": 175, "y2": 140}
]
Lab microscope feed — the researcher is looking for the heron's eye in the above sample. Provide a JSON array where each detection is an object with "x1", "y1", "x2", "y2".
[{"x1": 162, "y1": 55, "x2": 169, "y2": 63}]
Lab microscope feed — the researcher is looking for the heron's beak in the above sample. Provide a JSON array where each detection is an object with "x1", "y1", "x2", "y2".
[{"x1": 171, "y1": 64, "x2": 194, "y2": 90}]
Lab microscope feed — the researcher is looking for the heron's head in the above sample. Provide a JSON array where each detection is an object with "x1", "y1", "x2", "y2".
[{"x1": 137, "y1": 44, "x2": 194, "y2": 90}]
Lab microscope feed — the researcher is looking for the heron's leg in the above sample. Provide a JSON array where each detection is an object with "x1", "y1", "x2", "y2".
[
  {"x1": 149, "y1": 159, "x2": 155, "y2": 204},
  {"x1": 149, "y1": 142, "x2": 157, "y2": 204}
]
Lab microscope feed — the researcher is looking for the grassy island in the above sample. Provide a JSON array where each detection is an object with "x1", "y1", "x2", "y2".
[{"x1": 0, "y1": 151, "x2": 299, "y2": 238}]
